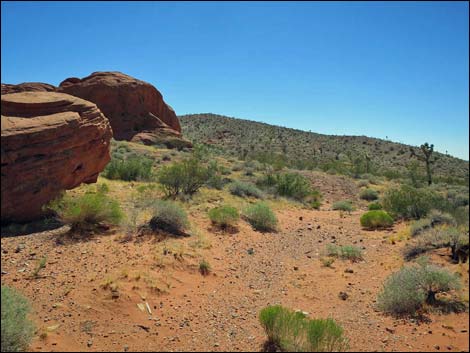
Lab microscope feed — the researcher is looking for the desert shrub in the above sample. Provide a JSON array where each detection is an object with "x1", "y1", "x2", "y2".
[
  {"x1": 357, "y1": 179, "x2": 369, "y2": 188},
  {"x1": 199, "y1": 260, "x2": 211, "y2": 275},
  {"x1": 403, "y1": 227, "x2": 460, "y2": 261},
  {"x1": 205, "y1": 161, "x2": 226, "y2": 190},
  {"x1": 257, "y1": 172, "x2": 313, "y2": 201},
  {"x1": 326, "y1": 244, "x2": 363, "y2": 262},
  {"x1": 451, "y1": 206, "x2": 469, "y2": 227},
  {"x1": 332, "y1": 201, "x2": 354, "y2": 212},
  {"x1": 359, "y1": 188, "x2": 379, "y2": 201},
  {"x1": 381, "y1": 185, "x2": 446, "y2": 220},
  {"x1": 377, "y1": 258, "x2": 461, "y2": 315},
  {"x1": 259, "y1": 305, "x2": 348, "y2": 352},
  {"x1": 360, "y1": 210, "x2": 393, "y2": 229},
  {"x1": 1, "y1": 286, "x2": 35, "y2": 352},
  {"x1": 46, "y1": 191, "x2": 123, "y2": 232},
  {"x1": 157, "y1": 158, "x2": 211, "y2": 198},
  {"x1": 103, "y1": 155, "x2": 153, "y2": 181},
  {"x1": 245, "y1": 203, "x2": 278, "y2": 232},
  {"x1": 428, "y1": 210, "x2": 456, "y2": 227},
  {"x1": 208, "y1": 205, "x2": 239, "y2": 229},
  {"x1": 368, "y1": 202, "x2": 382, "y2": 210},
  {"x1": 306, "y1": 189, "x2": 323, "y2": 210},
  {"x1": 149, "y1": 200, "x2": 189, "y2": 236},
  {"x1": 409, "y1": 218, "x2": 433, "y2": 237},
  {"x1": 229, "y1": 181, "x2": 264, "y2": 199}
]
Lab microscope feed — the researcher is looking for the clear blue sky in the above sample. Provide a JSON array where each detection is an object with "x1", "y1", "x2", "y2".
[{"x1": 2, "y1": 1, "x2": 469, "y2": 160}]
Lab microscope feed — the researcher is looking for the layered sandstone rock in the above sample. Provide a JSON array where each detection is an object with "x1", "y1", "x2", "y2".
[
  {"x1": 1, "y1": 82, "x2": 56, "y2": 95},
  {"x1": 58, "y1": 72, "x2": 191, "y2": 148},
  {"x1": 1, "y1": 92, "x2": 113, "y2": 222}
]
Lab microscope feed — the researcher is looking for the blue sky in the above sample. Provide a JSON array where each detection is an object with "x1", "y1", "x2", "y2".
[{"x1": 2, "y1": 1, "x2": 469, "y2": 160}]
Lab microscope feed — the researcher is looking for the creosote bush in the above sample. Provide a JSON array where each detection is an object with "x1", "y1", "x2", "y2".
[
  {"x1": 149, "y1": 200, "x2": 189, "y2": 236},
  {"x1": 157, "y1": 158, "x2": 212, "y2": 198},
  {"x1": 244, "y1": 202, "x2": 278, "y2": 232},
  {"x1": 359, "y1": 188, "x2": 379, "y2": 201},
  {"x1": 381, "y1": 185, "x2": 446, "y2": 220},
  {"x1": 259, "y1": 305, "x2": 348, "y2": 352},
  {"x1": 332, "y1": 201, "x2": 354, "y2": 213},
  {"x1": 229, "y1": 181, "x2": 264, "y2": 199},
  {"x1": 258, "y1": 172, "x2": 312, "y2": 201},
  {"x1": 46, "y1": 190, "x2": 123, "y2": 232},
  {"x1": 103, "y1": 155, "x2": 153, "y2": 181},
  {"x1": 208, "y1": 205, "x2": 239, "y2": 230},
  {"x1": 360, "y1": 210, "x2": 393, "y2": 229},
  {"x1": 1, "y1": 286, "x2": 35, "y2": 352},
  {"x1": 377, "y1": 258, "x2": 461, "y2": 315}
]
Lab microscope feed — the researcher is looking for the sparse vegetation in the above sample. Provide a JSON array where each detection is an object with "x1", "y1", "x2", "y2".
[
  {"x1": 244, "y1": 202, "x2": 278, "y2": 232},
  {"x1": 259, "y1": 305, "x2": 348, "y2": 352},
  {"x1": 32, "y1": 257, "x2": 47, "y2": 278},
  {"x1": 326, "y1": 244, "x2": 363, "y2": 262},
  {"x1": 1, "y1": 286, "x2": 35, "y2": 352},
  {"x1": 208, "y1": 205, "x2": 239, "y2": 230},
  {"x1": 360, "y1": 210, "x2": 393, "y2": 229}
]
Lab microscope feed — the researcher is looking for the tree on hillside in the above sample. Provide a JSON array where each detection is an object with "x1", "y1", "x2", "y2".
[{"x1": 410, "y1": 142, "x2": 439, "y2": 185}]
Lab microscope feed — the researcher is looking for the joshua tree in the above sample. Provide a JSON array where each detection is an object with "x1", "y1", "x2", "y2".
[{"x1": 410, "y1": 142, "x2": 438, "y2": 186}]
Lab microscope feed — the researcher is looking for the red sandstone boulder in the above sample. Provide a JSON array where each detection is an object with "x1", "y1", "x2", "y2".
[
  {"x1": 58, "y1": 72, "x2": 191, "y2": 148},
  {"x1": 1, "y1": 92, "x2": 113, "y2": 223},
  {"x1": 1, "y1": 82, "x2": 56, "y2": 95}
]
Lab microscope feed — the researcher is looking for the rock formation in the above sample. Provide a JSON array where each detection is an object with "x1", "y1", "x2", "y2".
[
  {"x1": 1, "y1": 82, "x2": 56, "y2": 95},
  {"x1": 1, "y1": 91, "x2": 112, "y2": 223},
  {"x1": 58, "y1": 72, "x2": 191, "y2": 148}
]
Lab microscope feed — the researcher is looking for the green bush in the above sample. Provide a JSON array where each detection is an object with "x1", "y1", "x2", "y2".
[
  {"x1": 368, "y1": 202, "x2": 382, "y2": 210},
  {"x1": 199, "y1": 259, "x2": 211, "y2": 275},
  {"x1": 208, "y1": 205, "x2": 239, "y2": 229},
  {"x1": 259, "y1": 305, "x2": 348, "y2": 352},
  {"x1": 257, "y1": 172, "x2": 314, "y2": 201},
  {"x1": 157, "y1": 158, "x2": 212, "y2": 198},
  {"x1": 332, "y1": 201, "x2": 354, "y2": 212},
  {"x1": 326, "y1": 244, "x2": 363, "y2": 262},
  {"x1": 359, "y1": 188, "x2": 379, "y2": 201},
  {"x1": 381, "y1": 185, "x2": 446, "y2": 220},
  {"x1": 377, "y1": 258, "x2": 461, "y2": 315},
  {"x1": 46, "y1": 191, "x2": 123, "y2": 232},
  {"x1": 1, "y1": 286, "x2": 35, "y2": 352},
  {"x1": 360, "y1": 210, "x2": 393, "y2": 229},
  {"x1": 245, "y1": 203, "x2": 278, "y2": 232},
  {"x1": 229, "y1": 181, "x2": 264, "y2": 199},
  {"x1": 103, "y1": 156, "x2": 153, "y2": 181},
  {"x1": 149, "y1": 200, "x2": 189, "y2": 236}
]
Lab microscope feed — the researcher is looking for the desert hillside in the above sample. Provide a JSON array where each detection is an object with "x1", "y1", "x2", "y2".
[{"x1": 180, "y1": 113, "x2": 469, "y2": 182}]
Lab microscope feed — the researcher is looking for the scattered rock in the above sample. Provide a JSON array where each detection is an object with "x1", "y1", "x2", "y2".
[{"x1": 338, "y1": 292, "x2": 349, "y2": 300}]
